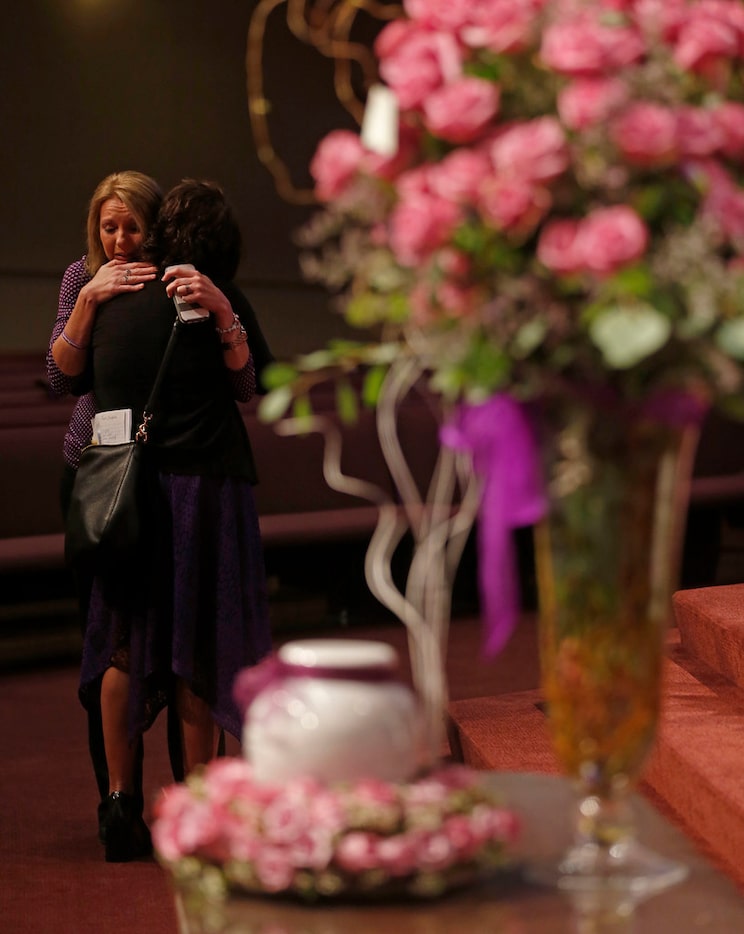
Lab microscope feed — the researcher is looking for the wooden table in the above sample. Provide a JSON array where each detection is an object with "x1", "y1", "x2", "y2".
[{"x1": 173, "y1": 773, "x2": 744, "y2": 933}]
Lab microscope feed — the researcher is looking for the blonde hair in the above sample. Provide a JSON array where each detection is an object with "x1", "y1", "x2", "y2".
[{"x1": 84, "y1": 170, "x2": 162, "y2": 275}]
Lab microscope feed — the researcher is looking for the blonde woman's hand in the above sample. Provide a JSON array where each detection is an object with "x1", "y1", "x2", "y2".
[
  {"x1": 53, "y1": 259, "x2": 159, "y2": 374},
  {"x1": 85, "y1": 259, "x2": 158, "y2": 304}
]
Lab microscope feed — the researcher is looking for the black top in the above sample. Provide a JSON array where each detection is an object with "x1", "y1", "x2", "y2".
[{"x1": 76, "y1": 279, "x2": 273, "y2": 481}]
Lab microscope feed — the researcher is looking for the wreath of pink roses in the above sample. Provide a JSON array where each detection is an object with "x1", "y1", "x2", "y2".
[{"x1": 153, "y1": 758, "x2": 520, "y2": 900}]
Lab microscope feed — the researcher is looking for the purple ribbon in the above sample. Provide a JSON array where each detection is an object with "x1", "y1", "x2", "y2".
[
  {"x1": 233, "y1": 653, "x2": 401, "y2": 715},
  {"x1": 440, "y1": 395, "x2": 547, "y2": 657}
]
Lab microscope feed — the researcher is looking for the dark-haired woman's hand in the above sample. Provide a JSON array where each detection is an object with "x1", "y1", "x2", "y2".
[{"x1": 162, "y1": 266, "x2": 232, "y2": 323}]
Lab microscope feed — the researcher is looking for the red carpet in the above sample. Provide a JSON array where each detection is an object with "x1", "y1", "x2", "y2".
[
  {"x1": 0, "y1": 615, "x2": 538, "y2": 933},
  {"x1": 7, "y1": 596, "x2": 744, "y2": 928},
  {"x1": 0, "y1": 665, "x2": 181, "y2": 933}
]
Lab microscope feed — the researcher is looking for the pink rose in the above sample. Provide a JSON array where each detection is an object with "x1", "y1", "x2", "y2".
[
  {"x1": 262, "y1": 794, "x2": 314, "y2": 845},
  {"x1": 254, "y1": 845, "x2": 296, "y2": 892},
  {"x1": 376, "y1": 23, "x2": 463, "y2": 110},
  {"x1": 396, "y1": 164, "x2": 436, "y2": 201},
  {"x1": 414, "y1": 831, "x2": 457, "y2": 871},
  {"x1": 403, "y1": 0, "x2": 477, "y2": 33},
  {"x1": 611, "y1": 102, "x2": 678, "y2": 167},
  {"x1": 375, "y1": 831, "x2": 421, "y2": 876},
  {"x1": 487, "y1": 117, "x2": 569, "y2": 183},
  {"x1": 633, "y1": 0, "x2": 691, "y2": 44},
  {"x1": 373, "y1": 18, "x2": 414, "y2": 61},
  {"x1": 389, "y1": 191, "x2": 461, "y2": 266},
  {"x1": 557, "y1": 77, "x2": 628, "y2": 131},
  {"x1": 151, "y1": 786, "x2": 196, "y2": 861},
  {"x1": 713, "y1": 102, "x2": 744, "y2": 158},
  {"x1": 310, "y1": 130, "x2": 364, "y2": 201},
  {"x1": 460, "y1": 0, "x2": 544, "y2": 53},
  {"x1": 540, "y1": 17, "x2": 644, "y2": 77},
  {"x1": 675, "y1": 106, "x2": 726, "y2": 158},
  {"x1": 202, "y1": 758, "x2": 269, "y2": 807},
  {"x1": 578, "y1": 205, "x2": 649, "y2": 277},
  {"x1": 538, "y1": 208, "x2": 648, "y2": 278},
  {"x1": 536, "y1": 218, "x2": 585, "y2": 275},
  {"x1": 423, "y1": 76, "x2": 500, "y2": 143},
  {"x1": 673, "y1": 12, "x2": 740, "y2": 75},
  {"x1": 335, "y1": 831, "x2": 382, "y2": 873},
  {"x1": 479, "y1": 174, "x2": 551, "y2": 235},
  {"x1": 441, "y1": 814, "x2": 482, "y2": 860},
  {"x1": 430, "y1": 148, "x2": 492, "y2": 203},
  {"x1": 287, "y1": 831, "x2": 335, "y2": 871},
  {"x1": 172, "y1": 798, "x2": 221, "y2": 859},
  {"x1": 308, "y1": 788, "x2": 347, "y2": 832}
]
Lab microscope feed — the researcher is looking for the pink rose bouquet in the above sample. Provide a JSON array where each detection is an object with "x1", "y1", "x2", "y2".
[
  {"x1": 152, "y1": 758, "x2": 520, "y2": 901},
  {"x1": 268, "y1": 0, "x2": 744, "y2": 412}
]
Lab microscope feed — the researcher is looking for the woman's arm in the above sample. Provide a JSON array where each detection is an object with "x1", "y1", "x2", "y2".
[
  {"x1": 46, "y1": 259, "x2": 91, "y2": 396},
  {"x1": 50, "y1": 259, "x2": 158, "y2": 380},
  {"x1": 163, "y1": 267, "x2": 273, "y2": 402}
]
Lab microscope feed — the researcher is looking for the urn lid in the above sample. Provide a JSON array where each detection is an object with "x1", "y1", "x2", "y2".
[{"x1": 278, "y1": 639, "x2": 398, "y2": 672}]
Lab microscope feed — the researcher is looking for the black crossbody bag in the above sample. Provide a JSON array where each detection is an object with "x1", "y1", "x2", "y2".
[{"x1": 65, "y1": 319, "x2": 180, "y2": 571}]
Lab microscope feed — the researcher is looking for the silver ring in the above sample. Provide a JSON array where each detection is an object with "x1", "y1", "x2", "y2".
[
  {"x1": 123, "y1": 269, "x2": 131, "y2": 283},
  {"x1": 184, "y1": 284, "x2": 191, "y2": 296}
]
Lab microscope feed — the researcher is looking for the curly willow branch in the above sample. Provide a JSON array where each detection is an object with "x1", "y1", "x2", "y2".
[
  {"x1": 275, "y1": 364, "x2": 481, "y2": 766},
  {"x1": 246, "y1": 0, "x2": 401, "y2": 204}
]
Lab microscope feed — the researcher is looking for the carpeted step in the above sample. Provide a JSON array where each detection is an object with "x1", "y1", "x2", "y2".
[
  {"x1": 643, "y1": 646, "x2": 744, "y2": 889},
  {"x1": 447, "y1": 643, "x2": 744, "y2": 890},
  {"x1": 672, "y1": 584, "x2": 744, "y2": 688},
  {"x1": 447, "y1": 689, "x2": 559, "y2": 774}
]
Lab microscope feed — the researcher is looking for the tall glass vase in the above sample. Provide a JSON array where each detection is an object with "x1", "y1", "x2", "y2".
[{"x1": 529, "y1": 393, "x2": 704, "y2": 895}]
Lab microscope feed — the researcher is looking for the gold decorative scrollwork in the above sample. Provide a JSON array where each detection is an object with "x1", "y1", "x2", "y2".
[{"x1": 245, "y1": 0, "x2": 402, "y2": 204}]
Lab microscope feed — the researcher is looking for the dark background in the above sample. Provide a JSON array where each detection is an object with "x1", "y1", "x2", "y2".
[{"x1": 0, "y1": 0, "x2": 388, "y2": 359}]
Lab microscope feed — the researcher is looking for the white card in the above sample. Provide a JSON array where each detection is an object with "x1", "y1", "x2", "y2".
[
  {"x1": 361, "y1": 84, "x2": 399, "y2": 157},
  {"x1": 91, "y1": 408, "x2": 132, "y2": 445}
]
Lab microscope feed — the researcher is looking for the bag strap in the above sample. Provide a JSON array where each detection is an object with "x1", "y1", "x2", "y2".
[{"x1": 135, "y1": 318, "x2": 180, "y2": 444}]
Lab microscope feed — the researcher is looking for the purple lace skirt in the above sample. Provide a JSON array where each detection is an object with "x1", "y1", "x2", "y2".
[{"x1": 79, "y1": 473, "x2": 272, "y2": 741}]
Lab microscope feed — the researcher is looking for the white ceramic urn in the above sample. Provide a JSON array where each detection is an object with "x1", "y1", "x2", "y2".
[{"x1": 242, "y1": 638, "x2": 424, "y2": 785}]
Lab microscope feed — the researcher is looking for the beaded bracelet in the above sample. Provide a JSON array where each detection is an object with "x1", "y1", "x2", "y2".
[
  {"x1": 215, "y1": 313, "x2": 242, "y2": 336},
  {"x1": 61, "y1": 329, "x2": 89, "y2": 350}
]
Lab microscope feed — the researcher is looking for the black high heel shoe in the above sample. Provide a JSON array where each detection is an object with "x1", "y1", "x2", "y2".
[
  {"x1": 100, "y1": 791, "x2": 153, "y2": 862},
  {"x1": 98, "y1": 789, "x2": 145, "y2": 844}
]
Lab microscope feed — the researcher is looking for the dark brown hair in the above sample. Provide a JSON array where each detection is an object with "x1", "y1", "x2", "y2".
[{"x1": 144, "y1": 178, "x2": 242, "y2": 280}]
